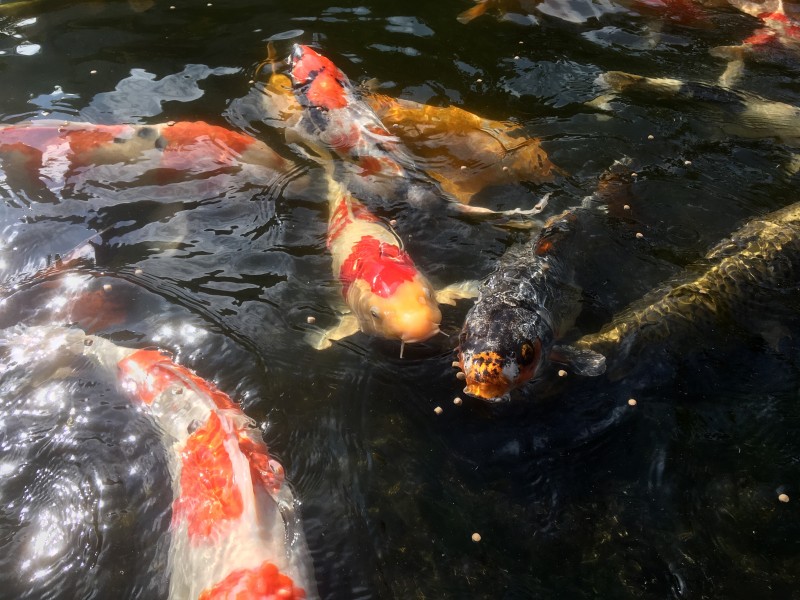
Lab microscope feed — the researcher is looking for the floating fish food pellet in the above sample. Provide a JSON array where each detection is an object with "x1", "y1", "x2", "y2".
[
  {"x1": 628, "y1": 398, "x2": 637, "y2": 406},
  {"x1": 635, "y1": 232, "x2": 644, "y2": 239},
  {"x1": 453, "y1": 397, "x2": 462, "y2": 405},
  {"x1": 472, "y1": 532, "x2": 481, "y2": 542},
  {"x1": 306, "y1": 315, "x2": 316, "y2": 324},
  {"x1": 623, "y1": 204, "x2": 631, "y2": 211},
  {"x1": 456, "y1": 372, "x2": 466, "y2": 380},
  {"x1": 434, "y1": 406, "x2": 443, "y2": 415},
  {"x1": 557, "y1": 370, "x2": 567, "y2": 377},
  {"x1": 779, "y1": 493, "x2": 790, "y2": 503},
  {"x1": 647, "y1": 134, "x2": 654, "y2": 140}
]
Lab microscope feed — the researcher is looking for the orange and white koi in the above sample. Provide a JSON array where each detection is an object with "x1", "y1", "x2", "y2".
[
  {"x1": 309, "y1": 174, "x2": 446, "y2": 351},
  {"x1": 0, "y1": 120, "x2": 294, "y2": 191},
  {"x1": 6, "y1": 324, "x2": 316, "y2": 599}
]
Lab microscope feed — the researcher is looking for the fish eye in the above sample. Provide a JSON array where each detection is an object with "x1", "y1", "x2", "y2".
[{"x1": 370, "y1": 306, "x2": 382, "y2": 319}]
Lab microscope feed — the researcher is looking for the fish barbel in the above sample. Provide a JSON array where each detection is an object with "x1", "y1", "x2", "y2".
[
  {"x1": 575, "y1": 200, "x2": 800, "y2": 365},
  {"x1": 4, "y1": 325, "x2": 317, "y2": 599}
]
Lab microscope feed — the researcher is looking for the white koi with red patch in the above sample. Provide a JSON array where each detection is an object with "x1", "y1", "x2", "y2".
[
  {"x1": 7, "y1": 325, "x2": 316, "y2": 600},
  {"x1": 310, "y1": 176, "x2": 443, "y2": 349}
]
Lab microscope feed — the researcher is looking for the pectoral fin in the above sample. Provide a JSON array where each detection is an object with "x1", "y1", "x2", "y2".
[
  {"x1": 551, "y1": 344, "x2": 606, "y2": 376},
  {"x1": 305, "y1": 314, "x2": 361, "y2": 350},
  {"x1": 435, "y1": 280, "x2": 480, "y2": 306}
]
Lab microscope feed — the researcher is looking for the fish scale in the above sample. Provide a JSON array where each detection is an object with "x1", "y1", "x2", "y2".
[{"x1": 576, "y1": 201, "x2": 800, "y2": 363}]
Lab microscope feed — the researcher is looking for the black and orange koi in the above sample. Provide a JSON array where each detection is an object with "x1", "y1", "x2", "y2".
[{"x1": 456, "y1": 209, "x2": 605, "y2": 400}]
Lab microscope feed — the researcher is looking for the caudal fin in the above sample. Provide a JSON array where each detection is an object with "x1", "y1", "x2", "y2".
[{"x1": 457, "y1": 1, "x2": 489, "y2": 24}]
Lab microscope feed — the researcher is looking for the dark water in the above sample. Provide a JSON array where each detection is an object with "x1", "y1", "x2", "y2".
[{"x1": 1, "y1": 0, "x2": 799, "y2": 598}]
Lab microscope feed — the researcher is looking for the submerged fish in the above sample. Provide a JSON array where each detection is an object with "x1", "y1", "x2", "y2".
[
  {"x1": 364, "y1": 94, "x2": 562, "y2": 205},
  {"x1": 575, "y1": 200, "x2": 800, "y2": 367},
  {"x1": 5, "y1": 324, "x2": 316, "y2": 599},
  {"x1": 457, "y1": 209, "x2": 606, "y2": 400},
  {"x1": 0, "y1": 119, "x2": 294, "y2": 191},
  {"x1": 598, "y1": 70, "x2": 800, "y2": 146},
  {"x1": 458, "y1": 0, "x2": 622, "y2": 25}
]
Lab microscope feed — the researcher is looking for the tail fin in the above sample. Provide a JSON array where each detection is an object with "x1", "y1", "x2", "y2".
[{"x1": 457, "y1": 0, "x2": 490, "y2": 24}]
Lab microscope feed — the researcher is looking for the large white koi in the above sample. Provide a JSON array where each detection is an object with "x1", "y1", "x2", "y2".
[{"x1": 4, "y1": 325, "x2": 316, "y2": 599}]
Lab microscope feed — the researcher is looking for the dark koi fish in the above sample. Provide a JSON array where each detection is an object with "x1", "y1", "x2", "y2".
[
  {"x1": 457, "y1": 209, "x2": 606, "y2": 400},
  {"x1": 5, "y1": 324, "x2": 316, "y2": 599},
  {"x1": 575, "y1": 199, "x2": 800, "y2": 365}
]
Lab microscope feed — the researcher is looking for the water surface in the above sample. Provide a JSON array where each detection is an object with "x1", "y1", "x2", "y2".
[{"x1": 0, "y1": 0, "x2": 799, "y2": 598}]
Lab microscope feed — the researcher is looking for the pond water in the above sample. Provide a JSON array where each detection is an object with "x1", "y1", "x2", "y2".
[{"x1": 0, "y1": 0, "x2": 799, "y2": 598}]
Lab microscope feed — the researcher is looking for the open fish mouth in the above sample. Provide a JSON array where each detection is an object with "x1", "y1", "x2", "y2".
[{"x1": 459, "y1": 349, "x2": 517, "y2": 400}]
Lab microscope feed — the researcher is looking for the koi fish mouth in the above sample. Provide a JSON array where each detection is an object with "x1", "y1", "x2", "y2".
[
  {"x1": 459, "y1": 350, "x2": 514, "y2": 400},
  {"x1": 458, "y1": 345, "x2": 539, "y2": 401}
]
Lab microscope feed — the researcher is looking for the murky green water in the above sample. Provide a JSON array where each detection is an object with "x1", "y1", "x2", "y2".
[{"x1": 0, "y1": 0, "x2": 799, "y2": 598}]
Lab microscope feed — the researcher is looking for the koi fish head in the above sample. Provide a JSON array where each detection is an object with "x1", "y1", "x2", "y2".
[
  {"x1": 288, "y1": 44, "x2": 349, "y2": 110},
  {"x1": 341, "y1": 236, "x2": 442, "y2": 343},
  {"x1": 457, "y1": 305, "x2": 546, "y2": 401}
]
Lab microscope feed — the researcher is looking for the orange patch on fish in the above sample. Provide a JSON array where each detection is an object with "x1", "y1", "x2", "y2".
[
  {"x1": 118, "y1": 349, "x2": 181, "y2": 404},
  {"x1": 236, "y1": 432, "x2": 284, "y2": 495},
  {"x1": 199, "y1": 561, "x2": 306, "y2": 600},
  {"x1": 461, "y1": 350, "x2": 511, "y2": 400},
  {"x1": 159, "y1": 121, "x2": 257, "y2": 155},
  {"x1": 66, "y1": 127, "x2": 126, "y2": 156},
  {"x1": 291, "y1": 45, "x2": 348, "y2": 110},
  {"x1": 175, "y1": 411, "x2": 244, "y2": 541}
]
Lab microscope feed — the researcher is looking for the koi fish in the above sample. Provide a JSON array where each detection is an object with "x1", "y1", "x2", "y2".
[
  {"x1": 455, "y1": 161, "x2": 635, "y2": 400},
  {"x1": 575, "y1": 199, "x2": 800, "y2": 371},
  {"x1": 364, "y1": 94, "x2": 563, "y2": 205},
  {"x1": 284, "y1": 44, "x2": 453, "y2": 212},
  {"x1": 5, "y1": 324, "x2": 316, "y2": 599},
  {"x1": 458, "y1": 0, "x2": 622, "y2": 25},
  {"x1": 597, "y1": 70, "x2": 800, "y2": 147},
  {"x1": 278, "y1": 44, "x2": 547, "y2": 224},
  {"x1": 457, "y1": 209, "x2": 606, "y2": 400},
  {"x1": 310, "y1": 173, "x2": 457, "y2": 351},
  {"x1": 711, "y1": 0, "x2": 800, "y2": 85},
  {"x1": 0, "y1": 119, "x2": 294, "y2": 192}
]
